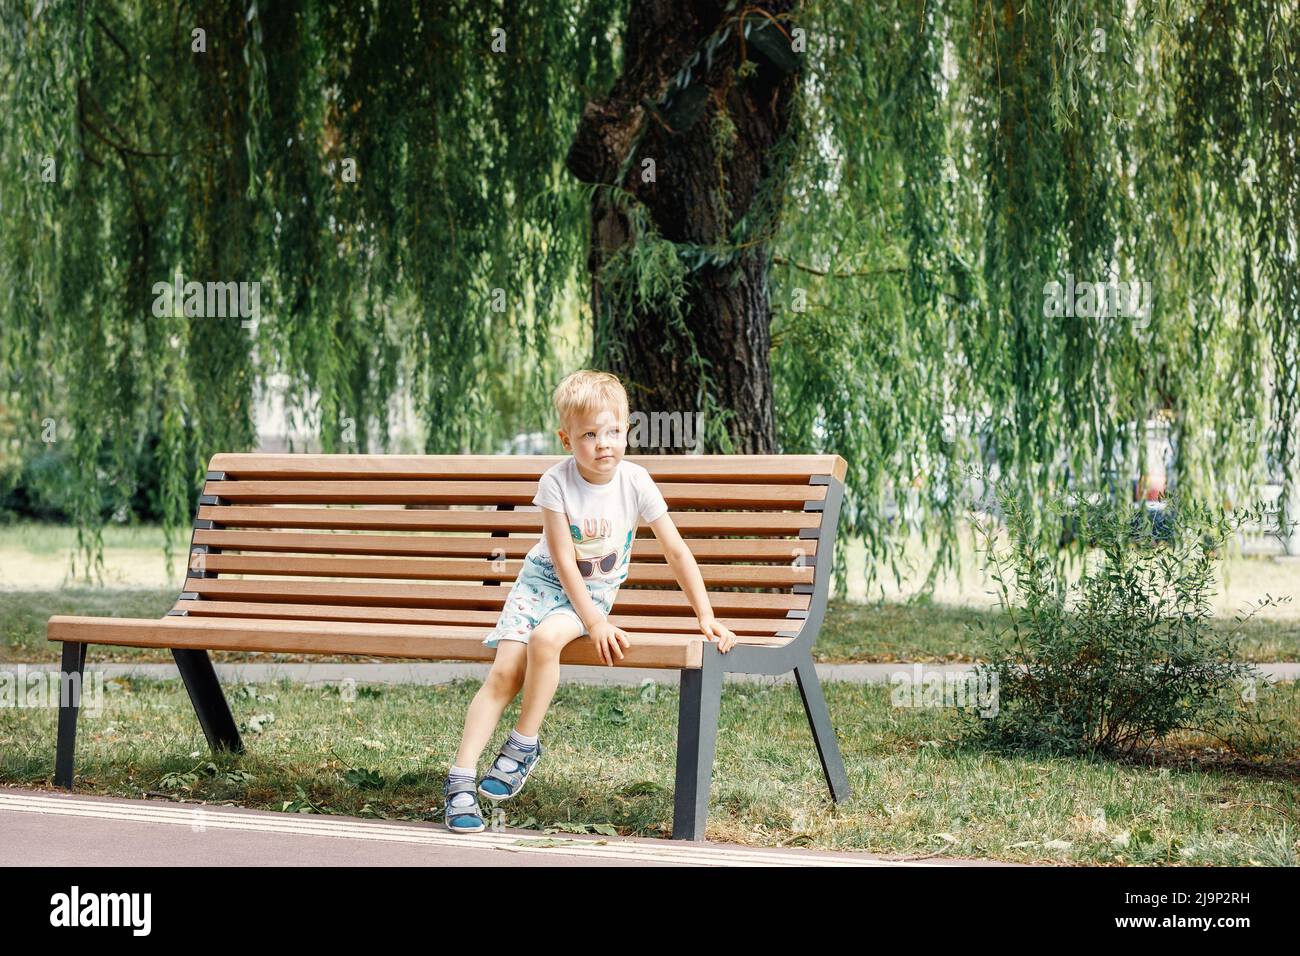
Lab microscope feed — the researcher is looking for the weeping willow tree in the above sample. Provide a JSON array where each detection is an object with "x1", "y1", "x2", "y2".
[{"x1": 1, "y1": 0, "x2": 1296, "y2": 593}]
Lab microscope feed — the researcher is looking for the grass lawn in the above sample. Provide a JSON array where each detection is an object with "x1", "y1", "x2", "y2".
[
  {"x1": 0, "y1": 521, "x2": 191, "y2": 589},
  {"x1": 1, "y1": 675, "x2": 1295, "y2": 865},
  {"x1": 814, "y1": 600, "x2": 1300, "y2": 663}
]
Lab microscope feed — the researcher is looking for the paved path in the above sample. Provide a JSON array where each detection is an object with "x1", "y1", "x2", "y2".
[
  {"x1": 10, "y1": 660, "x2": 1300, "y2": 685},
  {"x1": 0, "y1": 787, "x2": 1010, "y2": 867}
]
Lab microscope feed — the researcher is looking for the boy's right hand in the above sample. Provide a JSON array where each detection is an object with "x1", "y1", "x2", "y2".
[{"x1": 587, "y1": 619, "x2": 629, "y2": 666}]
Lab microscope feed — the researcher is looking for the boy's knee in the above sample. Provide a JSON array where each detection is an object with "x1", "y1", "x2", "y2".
[
  {"x1": 526, "y1": 633, "x2": 562, "y2": 658},
  {"x1": 527, "y1": 619, "x2": 578, "y2": 657},
  {"x1": 483, "y1": 652, "x2": 526, "y2": 695},
  {"x1": 484, "y1": 666, "x2": 523, "y2": 697}
]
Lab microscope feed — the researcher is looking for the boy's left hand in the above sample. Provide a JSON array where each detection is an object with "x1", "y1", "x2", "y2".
[{"x1": 699, "y1": 616, "x2": 737, "y2": 653}]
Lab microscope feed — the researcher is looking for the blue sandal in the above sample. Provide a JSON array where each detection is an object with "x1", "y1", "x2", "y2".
[
  {"x1": 478, "y1": 737, "x2": 543, "y2": 801},
  {"x1": 443, "y1": 776, "x2": 486, "y2": 833}
]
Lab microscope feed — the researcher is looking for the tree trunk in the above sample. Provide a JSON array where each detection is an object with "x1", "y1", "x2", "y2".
[{"x1": 566, "y1": 0, "x2": 799, "y2": 454}]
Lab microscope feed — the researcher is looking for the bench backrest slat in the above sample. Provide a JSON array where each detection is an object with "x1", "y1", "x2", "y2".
[
  {"x1": 191, "y1": 554, "x2": 814, "y2": 588},
  {"x1": 203, "y1": 480, "x2": 826, "y2": 508},
  {"x1": 192, "y1": 529, "x2": 819, "y2": 561},
  {"x1": 207, "y1": 453, "x2": 844, "y2": 483},
  {"x1": 195, "y1": 507, "x2": 823, "y2": 535},
  {"x1": 182, "y1": 579, "x2": 812, "y2": 616}
]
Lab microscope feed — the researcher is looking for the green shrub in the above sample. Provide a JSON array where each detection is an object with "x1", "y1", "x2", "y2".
[{"x1": 958, "y1": 482, "x2": 1293, "y2": 760}]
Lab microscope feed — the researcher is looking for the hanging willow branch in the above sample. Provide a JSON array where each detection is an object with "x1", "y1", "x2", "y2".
[{"x1": 0, "y1": 0, "x2": 1295, "y2": 595}]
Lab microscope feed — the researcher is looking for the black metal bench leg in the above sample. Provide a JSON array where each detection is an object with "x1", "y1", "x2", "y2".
[
  {"x1": 794, "y1": 654, "x2": 851, "y2": 803},
  {"x1": 54, "y1": 641, "x2": 88, "y2": 789},
  {"x1": 672, "y1": 653, "x2": 724, "y2": 841},
  {"x1": 172, "y1": 649, "x2": 244, "y2": 754}
]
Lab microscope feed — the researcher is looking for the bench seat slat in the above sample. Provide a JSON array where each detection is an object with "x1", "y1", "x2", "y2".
[
  {"x1": 188, "y1": 553, "x2": 814, "y2": 587},
  {"x1": 208, "y1": 453, "x2": 847, "y2": 484},
  {"x1": 196, "y1": 507, "x2": 822, "y2": 535},
  {"x1": 203, "y1": 480, "x2": 826, "y2": 509},
  {"x1": 184, "y1": 578, "x2": 811, "y2": 614},
  {"x1": 47, "y1": 616, "x2": 791, "y2": 668},
  {"x1": 169, "y1": 600, "x2": 800, "y2": 634},
  {"x1": 191, "y1": 529, "x2": 817, "y2": 561}
]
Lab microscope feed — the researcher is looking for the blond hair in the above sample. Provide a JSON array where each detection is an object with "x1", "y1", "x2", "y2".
[{"x1": 552, "y1": 369, "x2": 630, "y2": 429}]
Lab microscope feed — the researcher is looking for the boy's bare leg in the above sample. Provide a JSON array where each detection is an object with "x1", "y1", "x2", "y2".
[
  {"x1": 516, "y1": 615, "x2": 584, "y2": 736},
  {"x1": 453, "y1": 640, "x2": 528, "y2": 769}
]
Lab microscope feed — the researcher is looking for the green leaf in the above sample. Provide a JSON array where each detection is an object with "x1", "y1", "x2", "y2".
[{"x1": 344, "y1": 766, "x2": 385, "y2": 790}]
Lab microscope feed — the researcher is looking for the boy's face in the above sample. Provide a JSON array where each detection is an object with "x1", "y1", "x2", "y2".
[{"x1": 558, "y1": 406, "x2": 627, "y2": 480}]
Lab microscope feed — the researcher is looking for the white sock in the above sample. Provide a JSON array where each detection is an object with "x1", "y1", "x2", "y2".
[
  {"x1": 494, "y1": 729, "x2": 539, "y2": 773},
  {"x1": 448, "y1": 764, "x2": 477, "y2": 808}
]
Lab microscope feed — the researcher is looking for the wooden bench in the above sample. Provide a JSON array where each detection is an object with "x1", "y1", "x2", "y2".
[{"x1": 48, "y1": 452, "x2": 851, "y2": 840}]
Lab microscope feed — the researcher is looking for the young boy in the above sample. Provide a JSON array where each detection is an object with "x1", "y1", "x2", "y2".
[{"x1": 442, "y1": 369, "x2": 738, "y2": 833}]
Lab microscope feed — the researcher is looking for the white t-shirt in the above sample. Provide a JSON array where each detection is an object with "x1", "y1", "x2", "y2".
[{"x1": 527, "y1": 457, "x2": 669, "y2": 583}]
